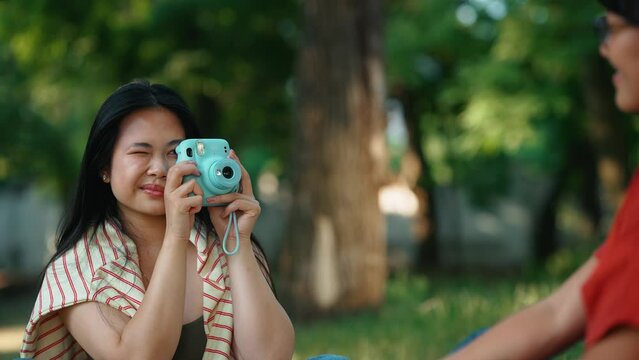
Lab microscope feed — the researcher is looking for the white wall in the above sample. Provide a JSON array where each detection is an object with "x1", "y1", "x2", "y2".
[
  {"x1": 436, "y1": 164, "x2": 552, "y2": 269},
  {"x1": 0, "y1": 185, "x2": 60, "y2": 277}
]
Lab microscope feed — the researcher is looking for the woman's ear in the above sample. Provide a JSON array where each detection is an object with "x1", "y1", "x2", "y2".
[{"x1": 101, "y1": 170, "x2": 110, "y2": 183}]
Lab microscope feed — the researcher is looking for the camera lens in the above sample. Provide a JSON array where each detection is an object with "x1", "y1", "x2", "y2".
[
  {"x1": 186, "y1": 148, "x2": 193, "y2": 157},
  {"x1": 222, "y1": 166, "x2": 234, "y2": 179}
]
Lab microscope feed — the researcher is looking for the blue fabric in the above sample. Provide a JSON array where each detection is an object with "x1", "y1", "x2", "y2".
[
  {"x1": 449, "y1": 328, "x2": 559, "y2": 359},
  {"x1": 450, "y1": 327, "x2": 489, "y2": 353},
  {"x1": 306, "y1": 355, "x2": 350, "y2": 360}
]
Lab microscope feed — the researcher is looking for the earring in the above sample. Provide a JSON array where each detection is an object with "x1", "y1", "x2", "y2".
[{"x1": 102, "y1": 174, "x2": 109, "y2": 183}]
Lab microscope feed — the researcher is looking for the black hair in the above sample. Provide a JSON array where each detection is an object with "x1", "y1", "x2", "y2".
[
  {"x1": 45, "y1": 80, "x2": 274, "y2": 293},
  {"x1": 599, "y1": 0, "x2": 639, "y2": 24},
  {"x1": 45, "y1": 80, "x2": 203, "y2": 266}
]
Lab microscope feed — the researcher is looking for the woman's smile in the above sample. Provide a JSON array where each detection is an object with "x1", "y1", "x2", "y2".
[
  {"x1": 141, "y1": 183, "x2": 165, "y2": 198},
  {"x1": 109, "y1": 107, "x2": 185, "y2": 217}
]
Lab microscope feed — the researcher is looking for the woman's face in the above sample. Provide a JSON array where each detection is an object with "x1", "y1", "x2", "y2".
[
  {"x1": 107, "y1": 107, "x2": 185, "y2": 220},
  {"x1": 600, "y1": 11, "x2": 639, "y2": 112}
]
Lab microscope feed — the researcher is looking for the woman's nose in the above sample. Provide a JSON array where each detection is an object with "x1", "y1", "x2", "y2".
[{"x1": 147, "y1": 155, "x2": 168, "y2": 178}]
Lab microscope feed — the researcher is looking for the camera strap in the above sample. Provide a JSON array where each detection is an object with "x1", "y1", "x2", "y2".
[{"x1": 222, "y1": 211, "x2": 240, "y2": 255}]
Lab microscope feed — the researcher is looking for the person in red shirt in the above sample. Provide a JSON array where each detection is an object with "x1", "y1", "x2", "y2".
[{"x1": 445, "y1": 0, "x2": 639, "y2": 359}]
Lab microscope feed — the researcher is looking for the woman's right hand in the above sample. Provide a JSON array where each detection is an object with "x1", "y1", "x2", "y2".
[{"x1": 164, "y1": 161, "x2": 203, "y2": 242}]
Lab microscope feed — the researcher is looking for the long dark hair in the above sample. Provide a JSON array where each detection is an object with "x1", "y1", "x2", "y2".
[
  {"x1": 48, "y1": 80, "x2": 206, "y2": 265},
  {"x1": 45, "y1": 80, "x2": 274, "y2": 292}
]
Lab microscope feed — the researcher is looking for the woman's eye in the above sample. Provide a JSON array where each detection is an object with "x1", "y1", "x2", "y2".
[
  {"x1": 168, "y1": 149, "x2": 178, "y2": 157},
  {"x1": 129, "y1": 151, "x2": 149, "y2": 155}
]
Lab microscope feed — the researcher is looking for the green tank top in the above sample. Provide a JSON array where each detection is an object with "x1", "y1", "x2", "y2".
[{"x1": 172, "y1": 316, "x2": 207, "y2": 359}]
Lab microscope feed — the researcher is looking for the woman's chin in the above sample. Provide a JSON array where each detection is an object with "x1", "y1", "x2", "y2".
[
  {"x1": 615, "y1": 91, "x2": 639, "y2": 114},
  {"x1": 616, "y1": 100, "x2": 639, "y2": 114}
]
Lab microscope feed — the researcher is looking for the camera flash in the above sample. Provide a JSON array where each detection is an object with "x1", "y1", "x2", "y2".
[{"x1": 196, "y1": 141, "x2": 205, "y2": 156}]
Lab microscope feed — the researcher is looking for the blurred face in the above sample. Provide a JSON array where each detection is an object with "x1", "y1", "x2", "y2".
[
  {"x1": 599, "y1": 12, "x2": 639, "y2": 112},
  {"x1": 107, "y1": 107, "x2": 185, "y2": 219}
]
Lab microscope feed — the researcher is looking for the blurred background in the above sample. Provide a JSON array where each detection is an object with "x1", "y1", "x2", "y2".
[{"x1": 0, "y1": 0, "x2": 636, "y2": 359}]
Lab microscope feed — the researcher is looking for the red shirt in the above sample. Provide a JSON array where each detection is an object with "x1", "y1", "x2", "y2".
[{"x1": 582, "y1": 169, "x2": 639, "y2": 348}]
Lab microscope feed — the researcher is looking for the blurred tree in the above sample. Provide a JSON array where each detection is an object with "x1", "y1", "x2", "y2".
[
  {"x1": 2, "y1": 0, "x2": 635, "y2": 281},
  {"x1": 0, "y1": 0, "x2": 297, "y2": 198},
  {"x1": 279, "y1": 0, "x2": 389, "y2": 316},
  {"x1": 386, "y1": 0, "x2": 635, "y2": 266},
  {"x1": 385, "y1": 0, "x2": 491, "y2": 268},
  {"x1": 0, "y1": 33, "x2": 76, "y2": 195}
]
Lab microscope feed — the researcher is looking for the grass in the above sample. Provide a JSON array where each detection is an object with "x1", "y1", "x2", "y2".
[
  {"x1": 292, "y1": 246, "x2": 594, "y2": 360},
  {"x1": 0, "y1": 248, "x2": 591, "y2": 360},
  {"x1": 292, "y1": 273, "x2": 582, "y2": 360}
]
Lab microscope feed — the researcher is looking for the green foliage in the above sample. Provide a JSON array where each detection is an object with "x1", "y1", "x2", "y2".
[
  {"x1": 0, "y1": 0, "x2": 298, "y2": 197},
  {"x1": 0, "y1": 36, "x2": 76, "y2": 194},
  {"x1": 386, "y1": 0, "x2": 612, "y2": 204},
  {"x1": 2, "y1": 0, "x2": 627, "y2": 205}
]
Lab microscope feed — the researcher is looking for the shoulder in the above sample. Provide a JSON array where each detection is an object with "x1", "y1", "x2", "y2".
[
  {"x1": 21, "y1": 242, "x2": 95, "y2": 358},
  {"x1": 89, "y1": 220, "x2": 137, "y2": 264},
  {"x1": 52, "y1": 222, "x2": 133, "y2": 278},
  {"x1": 36, "y1": 222, "x2": 136, "y2": 314}
]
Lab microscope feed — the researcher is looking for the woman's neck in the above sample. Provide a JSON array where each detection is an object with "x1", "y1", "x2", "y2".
[{"x1": 118, "y1": 209, "x2": 168, "y2": 248}]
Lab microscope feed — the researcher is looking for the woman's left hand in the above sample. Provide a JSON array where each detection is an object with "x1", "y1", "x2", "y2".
[{"x1": 206, "y1": 150, "x2": 261, "y2": 245}]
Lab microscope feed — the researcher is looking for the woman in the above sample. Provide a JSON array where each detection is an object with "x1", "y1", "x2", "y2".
[
  {"x1": 445, "y1": 0, "x2": 639, "y2": 359},
  {"x1": 20, "y1": 80, "x2": 295, "y2": 359}
]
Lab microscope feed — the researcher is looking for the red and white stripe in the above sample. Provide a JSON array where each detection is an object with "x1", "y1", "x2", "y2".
[{"x1": 20, "y1": 221, "x2": 241, "y2": 359}]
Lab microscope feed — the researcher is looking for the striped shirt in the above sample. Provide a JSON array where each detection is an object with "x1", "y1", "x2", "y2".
[{"x1": 20, "y1": 220, "x2": 236, "y2": 359}]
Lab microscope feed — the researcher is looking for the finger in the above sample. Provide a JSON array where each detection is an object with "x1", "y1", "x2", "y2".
[
  {"x1": 223, "y1": 199, "x2": 260, "y2": 218},
  {"x1": 192, "y1": 182, "x2": 203, "y2": 197},
  {"x1": 206, "y1": 192, "x2": 254, "y2": 205},
  {"x1": 166, "y1": 162, "x2": 200, "y2": 191},
  {"x1": 166, "y1": 162, "x2": 199, "y2": 192},
  {"x1": 229, "y1": 150, "x2": 254, "y2": 197},
  {"x1": 189, "y1": 204, "x2": 203, "y2": 215},
  {"x1": 180, "y1": 195, "x2": 203, "y2": 213},
  {"x1": 172, "y1": 179, "x2": 201, "y2": 198},
  {"x1": 206, "y1": 193, "x2": 236, "y2": 205}
]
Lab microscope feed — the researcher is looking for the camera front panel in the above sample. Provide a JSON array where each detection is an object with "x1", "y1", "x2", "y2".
[{"x1": 176, "y1": 139, "x2": 241, "y2": 205}]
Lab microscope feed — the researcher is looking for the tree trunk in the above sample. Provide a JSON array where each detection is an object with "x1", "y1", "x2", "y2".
[
  {"x1": 533, "y1": 55, "x2": 625, "y2": 262},
  {"x1": 396, "y1": 89, "x2": 439, "y2": 270},
  {"x1": 533, "y1": 139, "x2": 599, "y2": 263},
  {"x1": 583, "y1": 55, "x2": 630, "y2": 236},
  {"x1": 279, "y1": 0, "x2": 388, "y2": 318}
]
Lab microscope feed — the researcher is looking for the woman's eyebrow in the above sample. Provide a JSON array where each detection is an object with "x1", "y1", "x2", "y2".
[
  {"x1": 167, "y1": 139, "x2": 183, "y2": 147},
  {"x1": 128, "y1": 142, "x2": 152, "y2": 149},
  {"x1": 127, "y1": 139, "x2": 182, "y2": 149}
]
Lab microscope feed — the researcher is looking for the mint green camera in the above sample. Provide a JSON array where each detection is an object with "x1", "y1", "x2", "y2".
[{"x1": 175, "y1": 139, "x2": 241, "y2": 206}]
